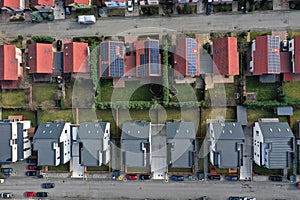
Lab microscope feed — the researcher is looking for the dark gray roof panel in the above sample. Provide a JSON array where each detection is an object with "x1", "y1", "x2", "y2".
[
  {"x1": 33, "y1": 122, "x2": 66, "y2": 140},
  {"x1": 258, "y1": 122, "x2": 294, "y2": 138},
  {"x1": 0, "y1": 123, "x2": 12, "y2": 163},
  {"x1": 77, "y1": 122, "x2": 108, "y2": 140},
  {"x1": 121, "y1": 122, "x2": 151, "y2": 140},
  {"x1": 277, "y1": 106, "x2": 293, "y2": 116},
  {"x1": 211, "y1": 122, "x2": 245, "y2": 140},
  {"x1": 237, "y1": 106, "x2": 247, "y2": 125},
  {"x1": 166, "y1": 122, "x2": 196, "y2": 139}
]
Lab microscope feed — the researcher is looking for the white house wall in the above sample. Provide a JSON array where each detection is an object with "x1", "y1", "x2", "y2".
[
  {"x1": 59, "y1": 123, "x2": 71, "y2": 164},
  {"x1": 253, "y1": 122, "x2": 264, "y2": 166}
]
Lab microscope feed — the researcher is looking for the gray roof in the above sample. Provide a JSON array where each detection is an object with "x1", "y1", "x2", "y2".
[
  {"x1": 166, "y1": 121, "x2": 196, "y2": 139},
  {"x1": 77, "y1": 122, "x2": 108, "y2": 140},
  {"x1": 77, "y1": 122, "x2": 109, "y2": 166},
  {"x1": 33, "y1": 122, "x2": 66, "y2": 140},
  {"x1": 0, "y1": 122, "x2": 12, "y2": 163},
  {"x1": 237, "y1": 106, "x2": 247, "y2": 125},
  {"x1": 166, "y1": 122, "x2": 196, "y2": 168},
  {"x1": 200, "y1": 53, "x2": 213, "y2": 74},
  {"x1": 277, "y1": 106, "x2": 293, "y2": 116},
  {"x1": 211, "y1": 122, "x2": 245, "y2": 140},
  {"x1": 121, "y1": 122, "x2": 151, "y2": 168},
  {"x1": 258, "y1": 122, "x2": 294, "y2": 138},
  {"x1": 53, "y1": 52, "x2": 63, "y2": 72},
  {"x1": 121, "y1": 121, "x2": 151, "y2": 140},
  {"x1": 34, "y1": 140, "x2": 56, "y2": 166}
]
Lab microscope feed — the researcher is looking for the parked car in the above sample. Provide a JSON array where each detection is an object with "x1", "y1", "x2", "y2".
[
  {"x1": 0, "y1": 192, "x2": 13, "y2": 199},
  {"x1": 26, "y1": 158, "x2": 37, "y2": 164},
  {"x1": 56, "y1": 40, "x2": 62, "y2": 51},
  {"x1": 281, "y1": 40, "x2": 288, "y2": 52},
  {"x1": 206, "y1": 2, "x2": 212, "y2": 15},
  {"x1": 171, "y1": 175, "x2": 184, "y2": 181},
  {"x1": 269, "y1": 175, "x2": 283, "y2": 182},
  {"x1": 199, "y1": 196, "x2": 209, "y2": 200},
  {"x1": 127, "y1": 0, "x2": 133, "y2": 12},
  {"x1": 24, "y1": 192, "x2": 36, "y2": 197},
  {"x1": 228, "y1": 197, "x2": 243, "y2": 200},
  {"x1": 139, "y1": 174, "x2": 151, "y2": 180},
  {"x1": 26, "y1": 165, "x2": 38, "y2": 170},
  {"x1": 243, "y1": 197, "x2": 256, "y2": 200},
  {"x1": 225, "y1": 175, "x2": 238, "y2": 181},
  {"x1": 41, "y1": 183, "x2": 55, "y2": 189},
  {"x1": 207, "y1": 174, "x2": 221, "y2": 180},
  {"x1": 36, "y1": 192, "x2": 48, "y2": 197},
  {"x1": 112, "y1": 170, "x2": 120, "y2": 180},
  {"x1": 125, "y1": 174, "x2": 137, "y2": 180},
  {"x1": 25, "y1": 171, "x2": 37, "y2": 176},
  {"x1": 197, "y1": 172, "x2": 205, "y2": 181},
  {"x1": 0, "y1": 179, "x2": 4, "y2": 184},
  {"x1": 78, "y1": 15, "x2": 96, "y2": 24},
  {"x1": 1, "y1": 174, "x2": 10, "y2": 179},
  {"x1": 134, "y1": 0, "x2": 138, "y2": 5},
  {"x1": 1, "y1": 168, "x2": 13, "y2": 174}
]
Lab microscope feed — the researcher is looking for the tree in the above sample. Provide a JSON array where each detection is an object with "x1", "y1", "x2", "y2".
[{"x1": 162, "y1": 39, "x2": 170, "y2": 106}]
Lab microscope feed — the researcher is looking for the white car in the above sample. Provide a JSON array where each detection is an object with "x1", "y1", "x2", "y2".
[
  {"x1": 127, "y1": 0, "x2": 133, "y2": 12},
  {"x1": 0, "y1": 179, "x2": 4, "y2": 184},
  {"x1": 78, "y1": 15, "x2": 96, "y2": 24}
]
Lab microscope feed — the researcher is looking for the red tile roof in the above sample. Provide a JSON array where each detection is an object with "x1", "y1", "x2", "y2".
[
  {"x1": 65, "y1": 0, "x2": 90, "y2": 5},
  {"x1": 253, "y1": 35, "x2": 281, "y2": 75},
  {"x1": 0, "y1": 0, "x2": 22, "y2": 9},
  {"x1": 213, "y1": 37, "x2": 239, "y2": 75},
  {"x1": 294, "y1": 36, "x2": 300, "y2": 74},
  {"x1": 28, "y1": 43, "x2": 53, "y2": 74},
  {"x1": 64, "y1": 42, "x2": 89, "y2": 73},
  {"x1": 124, "y1": 55, "x2": 136, "y2": 77},
  {"x1": 0, "y1": 45, "x2": 19, "y2": 81},
  {"x1": 280, "y1": 52, "x2": 292, "y2": 73},
  {"x1": 30, "y1": 0, "x2": 55, "y2": 7},
  {"x1": 174, "y1": 38, "x2": 200, "y2": 76}
]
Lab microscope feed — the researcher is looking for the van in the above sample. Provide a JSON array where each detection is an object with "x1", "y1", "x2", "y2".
[
  {"x1": 1, "y1": 168, "x2": 13, "y2": 174},
  {"x1": 78, "y1": 15, "x2": 96, "y2": 25}
]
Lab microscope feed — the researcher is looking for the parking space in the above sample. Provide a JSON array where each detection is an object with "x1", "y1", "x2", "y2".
[
  {"x1": 1, "y1": 160, "x2": 28, "y2": 177},
  {"x1": 239, "y1": 125, "x2": 253, "y2": 181}
]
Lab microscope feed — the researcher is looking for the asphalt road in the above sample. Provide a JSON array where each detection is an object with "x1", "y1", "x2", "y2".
[
  {"x1": 1, "y1": 177, "x2": 300, "y2": 200},
  {"x1": 0, "y1": 11, "x2": 299, "y2": 38}
]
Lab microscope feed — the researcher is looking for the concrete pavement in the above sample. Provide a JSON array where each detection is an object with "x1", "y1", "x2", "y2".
[{"x1": 0, "y1": 11, "x2": 299, "y2": 39}]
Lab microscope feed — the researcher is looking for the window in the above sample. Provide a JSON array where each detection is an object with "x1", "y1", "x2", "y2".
[
  {"x1": 256, "y1": 131, "x2": 259, "y2": 136},
  {"x1": 65, "y1": 130, "x2": 67, "y2": 133}
]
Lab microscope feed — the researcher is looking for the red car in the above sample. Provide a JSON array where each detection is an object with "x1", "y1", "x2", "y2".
[
  {"x1": 125, "y1": 174, "x2": 137, "y2": 180},
  {"x1": 26, "y1": 165, "x2": 38, "y2": 170},
  {"x1": 25, "y1": 192, "x2": 36, "y2": 197}
]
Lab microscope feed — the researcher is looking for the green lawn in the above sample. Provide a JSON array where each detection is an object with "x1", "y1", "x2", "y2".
[
  {"x1": 101, "y1": 80, "x2": 152, "y2": 102},
  {"x1": 38, "y1": 109, "x2": 74, "y2": 124},
  {"x1": 292, "y1": 109, "x2": 300, "y2": 130},
  {"x1": 246, "y1": 76, "x2": 277, "y2": 101},
  {"x1": 32, "y1": 85, "x2": 57, "y2": 106},
  {"x1": 2, "y1": 109, "x2": 36, "y2": 127},
  {"x1": 168, "y1": 166, "x2": 192, "y2": 173},
  {"x1": 247, "y1": 108, "x2": 274, "y2": 122},
  {"x1": 200, "y1": 107, "x2": 236, "y2": 137},
  {"x1": 250, "y1": 31, "x2": 272, "y2": 41},
  {"x1": 283, "y1": 81, "x2": 300, "y2": 101},
  {"x1": 1, "y1": 90, "x2": 26, "y2": 108},
  {"x1": 205, "y1": 83, "x2": 236, "y2": 106},
  {"x1": 87, "y1": 165, "x2": 109, "y2": 171},
  {"x1": 170, "y1": 84, "x2": 199, "y2": 102},
  {"x1": 253, "y1": 163, "x2": 282, "y2": 175},
  {"x1": 288, "y1": 30, "x2": 300, "y2": 39},
  {"x1": 48, "y1": 162, "x2": 69, "y2": 172}
]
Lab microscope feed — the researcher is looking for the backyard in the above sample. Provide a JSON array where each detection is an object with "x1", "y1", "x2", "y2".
[
  {"x1": 283, "y1": 81, "x2": 300, "y2": 101},
  {"x1": 32, "y1": 84, "x2": 57, "y2": 107},
  {"x1": 205, "y1": 83, "x2": 237, "y2": 107},
  {"x1": 246, "y1": 76, "x2": 277, "y2": 101},
  {"x1": 2, "y1": 109, "x2": 36, "y2": 127},
  {"x1": 247, "y1": 108, "x2": 274, "y2": 122},
  {"x1": 170, "y1": 84, "x2": 200, "y2": 103},
  {"x1": 1, "y1": 90, "x2": 26, "y2": 108}
]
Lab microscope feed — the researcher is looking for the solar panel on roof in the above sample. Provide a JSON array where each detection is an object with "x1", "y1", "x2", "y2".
[
  {"x1": 267, "y1": 36, "x2": 280, "y2": 73},
  {"x1": 149, "y1": 41, "x2": 160, "y2": 74},
  {"x1": 109, "y1": 42, "x2": 124, "y2": 77},
  {"x1": 187, "y1": 38, "x2": 197, "y2": 75}
]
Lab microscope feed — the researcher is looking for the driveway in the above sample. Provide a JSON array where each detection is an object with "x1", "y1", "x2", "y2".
[{"x1": 239, "y1": 125, "x2": 253, "y2": 181}]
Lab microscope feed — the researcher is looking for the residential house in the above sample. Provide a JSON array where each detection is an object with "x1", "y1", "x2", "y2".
[
  {"x1": 0, "y1": 44, "x2": 23, "y2": 89},
  {"x1": 0, "y1": 0, "x2": 25, "y2": 11},
  {"x1": 77, "y1": 122, "x2": 110, "y2": 166},
  {"x1": 135, "y1": 39, "x2": 161, "y2": 77},
  {"x1": 288, "y1": 36, "x2": 300, "y2": 74},
  {"x1": 99, "y1": 41, "x2": 125, "y2": 78},
  {"x1": 33, "y1": 122, "x2": 71, "y2": 166},
  {"x1": 64, "y1": 42, "x2": 89, "y2": 73},
  {"x1": 30, "y1": 0, "x2": 55, "y2": 7},
  {"x1": 174, "y1": 38, "x2": 200, "y2": 77},
  {"x1": 121, "y1": 121, "x2": 151, "y2": 172},
  {"x1": 209, "y1": 122, "x2": 245, "y2": 168},
  {"x1": 65, "y1": 0, "x2": 90, "y2": 6},
  {"x1": 213, "y1": 37, "x2": 239, "y2": 75},
  {"x1": 250, "y1": 35, "x2": 281, "y2": 75},
  {"x1": 253, "y1": 122, "x2": 294, "y2": 169},
  {"x1": 0, "y1": 120, "x2": 31, "y2": 164},
  {"x1": 166, "y1": 122, "x2": 196, "y2": 168},
  {"x1": 28, "y1": 43, "x2": 53, "y2": 81}
]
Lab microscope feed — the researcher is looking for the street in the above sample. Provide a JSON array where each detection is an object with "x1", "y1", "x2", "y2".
[
  {"x1": 1, "y1": 176, "x2": 299, "y2": 200},
  {"x1": 0, "y1": 11, "x2": 299, "y2": 38}
]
